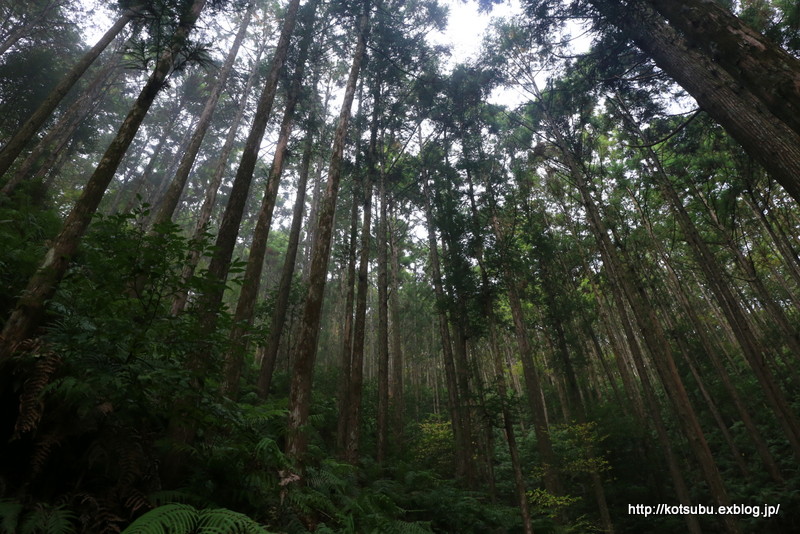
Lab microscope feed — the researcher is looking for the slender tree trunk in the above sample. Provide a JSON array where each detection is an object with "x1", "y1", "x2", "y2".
[
  {"x1": 343, "y1": 176, "x2": 372, "y2": 464},
  {"x1": 191, "y1": 0, "x2": 303, "y2": 350},
  {"x1": 257, "y1": 127, "x2": 316, "y2": 398},
  {"x1": 0, "y1": 9, "x2": 134, "y2": 180},
  {"x1": 744, "y1": 188, "x2": 800, "y2": 291},
  {"x1": 466, "y1": 171, "x2": 533, "y2": 532},
  {"x1": 0, "y1": 0, "x2": 207, "y2": 360},
  {"x1": 300, "y1": 78, "x2": 332, "y2": 280},
  {"x1": 388, "y1": 204, "x2": 404, "y2": 445},
  {"x1": 220, "y1": 2, "x2": 316, "y2": 397},
  {"x1": 335, "y1": 185, "x2": 360, "y2": 451},
  {"x1": 504, "y1": 265, "x2": 563, "y2": 499},
  {"x1": 376, "y1": 166, "x2": 389, "y2": 463},
  {"x1": 422, "y1": 172, "x2": 467, "y2": 481},
  {"x1": 151, "y1": 2, "x2": 255, "y2": 227},
  {"x1": 568, "y1": 159, "x2": 738, "y2": 533},
  {"x1": 286, "y1": 3, "x2": 370, "y2": 461},
  {"x1": 146, "y1": 114, "x2": 199, "y2": 210},
  {"x1": 489, "y1": 197, "x2": 562, "y2": 500},
  {"x1": 611, "y1": 286, "x2": 703, "y2": 534},
  {"x1": 615, "y1": 99, "x2": 800, "y2": 463},
  {"x1": 121, "y1": 104, "x2": 182, "y2": 213},
  {"x1": 170, "y1": 38, "x2": 266, "y2": 315},
  {"x1": 629, "y1": 186, "x2": 784, "y2": 483}
]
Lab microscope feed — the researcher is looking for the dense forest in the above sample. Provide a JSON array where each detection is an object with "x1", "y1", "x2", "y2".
[{"x1": 1, "y1": 0, "x2": 800, "y2": 532}]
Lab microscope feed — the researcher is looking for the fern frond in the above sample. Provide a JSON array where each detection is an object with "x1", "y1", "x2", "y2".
[
  {"x1": 387, "y1": 519, "x2": 434, "y2": 534},
  {"x1": 196, "y1": 508, "x2": 270, "y2": 533},
  {"x1": 13, "y1": 341, "x2": 60, "y2": 439},
  {"x1": 30, "y1": 431, "x2": 64, "y2": 475},
  {"x1": 19, "y1": 503, "x2": 77, "y2": 534},
  {"x1": 122, "y1": 504, "x2": 272, "y2": 534},
  {"x1": 122, "y1": 504, "x2": 197, "y2": 534}
]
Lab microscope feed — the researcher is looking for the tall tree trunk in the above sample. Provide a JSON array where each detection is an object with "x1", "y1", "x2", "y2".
[
  {"x1": 121, "y1": 103, "x2": 183, "y2": 213},
  {"x1": 190, "y1": 0, "x2": 303, "y2": 354},
  {"x1": 645, "y1": 0, "x2": 800, "y2": 137},
  {"x1": 220, "y1": 1, "x2": 316, "y2": 397},
  {"x1": 376, "y1": 163, "x2": 389, "y2": 463},
  {"x1": 615, "y1": 99, "x2": 800, "y2": 463},
  {"x1": 0, "y1": 0, "x2": 208, "y2": 361},
  {"x1": 744, "y1": 186, "x2": 800, "y2": 291},
  {"x1": 300, "y1": 79, "x2": 333, "y2": 282},
  {"x1": 567, "y1": 156, "x2": 738, "y2": 533},
  {"x1": 257, "y1": 126, "x2": 316, "y2": 398},
  {"x1": 388, "y1": 203, "x2": 404, "y2": 445},
  {"x1": 628, "y1": 186, "x2": 784, "y2": 483},
  {"x1": 343, "y1": 176, "x2": 372, "y2": 464},
  {"x1": 335, "y1": 184, "x2": 360, "y2": 451},
  {"x1": 609, "y1": 283, "x2": 703, "y2": 534},
  {"x1": 170, "y1": 38, "x2": 266, "y2": 315},
  {"x1": 422, "y1": 172, "x2": 467, "y2": 481},
  {"x1": 466, "y1": 172, "x2": 533, "y2": 532},
  {"x1": 151, "y1": 2, "x2": 255, "y2": 227},
  {"x1": 286, "y1": 3, "x2": 370, "y2": 462},
  {"x1": 500, "y1": 258, "x2": 563, "y2": 500},
  {"x1": 146, "y1": 114, "x2": 199, "y2": 209},
  {"x1": 0, "y1": 9, "x2": 134, "y2": 180},
  {"x1": 488, "y1": 193, "x2": 562, "y2": 500}
]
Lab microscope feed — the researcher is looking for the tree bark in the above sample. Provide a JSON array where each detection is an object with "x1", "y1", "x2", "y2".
[
  {"x1": 169, "y1": 38, "x2": 266, "y2": 315},
  {"x1": 376, "y1": 152, "x2": 390, "y2": 464},
  {"x1": 335, "y1": 184, "x2": 360, "y2": 451},
  {"x1": 343, "y1": 176, "x2": 372, "y2": 464},
  {"x1": 646, "y1": 0, "x2": 800, "y2": 137},
  {"x1": 286, "y1": 3, "x2": 370, "y2": 462},
  {"x1": 388, "y1": 203, "x2": 404, "y2": 445},
  {"x1": 220, "y1": 1, "x2": 316, "y2": 397},
  {"x1": 191, "y1": 0, "x2": 303, "y2": 349},
  {"x1": 257, "y1": 126, "x2": 316, "y2": 398}
]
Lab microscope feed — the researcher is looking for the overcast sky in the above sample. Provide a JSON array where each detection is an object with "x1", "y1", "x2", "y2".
[{"x1": 428, "y1": 0, "x2": 522, "y2": 67}]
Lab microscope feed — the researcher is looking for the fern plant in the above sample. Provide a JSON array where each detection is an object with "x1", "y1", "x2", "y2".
[{"x1": 122, "y1": 503, "x2": 272, "y2": 534}]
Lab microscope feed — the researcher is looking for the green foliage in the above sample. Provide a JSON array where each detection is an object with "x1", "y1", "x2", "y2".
[
  {"x1": 550, "y1": 422, "x2": 610, "y2": 477},
  {"x1": 122, "y1": 503, "x2": 271, "y2": 534},
  {"x1": 0, "y1": 500, "x2": 77, "y2": 534},
  {"x1": 408, "y1": 417, "x2": 455, "y2": 476},
  {"x1": 0, "y1": 200, "x2": 61, "y2": 320},
  {"x1": 281, "y1": 460, "x2": 436, "y2": 534},
  {"x1": 527, "y1": 488, "x2": 580, "y2": 519},
  {"x1": 0, "y1": 209, "x2": 269, "y2": 531}
]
